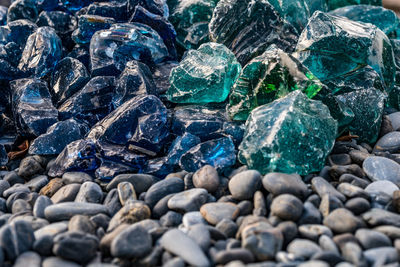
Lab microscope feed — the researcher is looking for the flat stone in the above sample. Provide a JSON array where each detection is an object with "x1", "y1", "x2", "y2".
[
  {"x1": 362, "y1": 208, "x2": 400, "y2": 227},
  {"x1": 42, "y1": 257, "x2": 80, "y2": 267},
  {"x1": 287, "y1": 238, "x2": 322, "y2": 259},
  {"x1": 311, "y1": 177, "x2": 346, "y2": 202},
  {"x1": 33, "y1": 195, "x2": 53, "y2": 218},
  {"x1": 14, "y1": 251, "x2": 41, "y2": 267},
  {"x1": 228, "y1": 170, "x2": 262, "y2": 200},
  {"x1": 107, "y1": 201, "x2": 151, "y2": 232},
  {"x1": 61, "y1": 172, "x2": 93, "y2": 185},
  {"x1": 111, "y1": 224, "x2": 152, "y2": 259},
  {"x1": 215, "y1": 248, "x2": 254, "y2": 264},
  {"x1": 160, "y1": 229, "x2": 210, "y2": 267},
  {"x1": 373, "y1": 132, "x2": 400, "y2": 153},
  {"x1": 200, "y1": 202, "x2": 240, "y2": 225},
  {"x1": 44, "y1": 202, "x2": 109, "y2": 222},
  {"x1": 74, "y1": 181, "x2": 103, "y2": 203},
  {"x1": 262, "y1": 172, "x2": 308, "y2": 198},
  {"x1": 106, "y1": 173, "x2": 154, "y2": 194},
  {"x1": 192, "y1": 165, "x2": 220, "y2": 193},
  {"x1": 167, "y1": 188, "x2": 209, "y2": 213},
  {"x1": 363, "y1": 156, "x2": 400, "y2": 187},
  {"x1": 323, "y1": 208, "x2": 364, "y2": 233},
  {"x1": 355, "y1": 229, "x2": 392, "y2": 249},
  {"x1": 144, "y1": 177, "x2": 184, "y2": 208},
  {"x1": 270, "y1": 194, "x2": 303, "y2": 221},
  {"x1": 51, "y1": 184, "x2": 81, "y2": 204},
  {"x1": 0, "y1": 220, "x2": 34, "y2": 261},
  {"x1": 365, "y1": 180, "x2": 399, "y2": 196},
  {"x1": 388, "y1": 112, "x2": 400, "y2": 130}
]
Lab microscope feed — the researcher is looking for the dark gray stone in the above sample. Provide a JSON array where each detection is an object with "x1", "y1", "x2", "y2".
[
  {"x1": 33, "y1": 195, "x2": 53, "y2": 218},
  {"x1": 355, "y1": 229, "x2": 391, "y2": 249},
  {"x1": 51, "y1": 184, "x2": 81, "y2": 203},
  {"x1": 323, "y1": 208, "x2": 364, "y2": 233},
  {"x1": 144, "y1": 177, "x2": 184, "y2": 208},
  {"x1": 270, "y1": 194, "x2": 303, "y2": 221},
  {"x1": 262, "y1": 172, "x2": 307, "y2": 199},
  {"x1": 61, "y1": 172, "x2": 93, "y2": 184},
  {"x1": 75, "y1": 181, "x2": 103, "y2": 203},
  {"x1": 111, "y1": 224, "x2": 152, "y2": 259},
  {"x1": 345, "y1": 197, "x2": 370, "y2": 215},
  {"x1": 362, "y1": 208, "x2": 400, "y2": 227},
  {"x1": 25, "y1": 175, "x2": 48, "y2": 192},
  {"x1": 106, "y1": 173, "x2": 155, "y2": 194},
  {"x1": 363, "y1": 156, "x2": 400, "y2": 187},
  {"x1": 68, "y1": 215, "x2": 96, "y2": 234},
  {"x1": 44, "y1": 202, "x2": 109, "y2": 221},
  {"x1": 287, "y1": 238, "x2": 322, "y2": 259},
  {"x1": 0, "y1": 220, "x2": 35, "y2": 260},
  {"x1": 14, "y1": 251, "x2": 41, "y2": 267},
  {"x1": 192, "y1": 165, "x2": 220, "y2": 193},
  {"x1": 228, "y1": 170, "x2": 262, "y2": 200},
  {"x1": 311, "y1": 177, "x2": 346, "y2": 202},
  {"x1": 200, "y1": 202, "x2": 240, "y2": 225},
  {"x1": 373, "y1": 131, "x2": 400, "y2": 153},
  {"x1": 167, "y1": 188, "x2": 208, "y2": 212}
]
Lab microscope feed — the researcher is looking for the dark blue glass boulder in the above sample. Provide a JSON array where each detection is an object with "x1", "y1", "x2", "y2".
[
  {"x1": 72, "y1": 15, "x2": 115, "y2": 45},
  {"x1": 128, "y1": 0, "x2": 169, "y2": 18},
  {"x1": 68, "y1": 44, "x2": 90, "y2": 69},
  {"x1": 48, "y1": 139, "x2": 100, "y2": 177},
  {"x1": 58, "y1": 76, "x2": 115, "y2": 126},
  {"x1": 10, "y1": 78, "x2": 58, "y2": 137},
  {"x1": 143, "y1": 156, "x2": 173, "y2": 178},
  {"x1": 167, "y1": 132, "x2": 201, "y2": 167},
  {"x1": 29, "y1": 118, "x2": 88, "y2": 155},
  {"x1": 50, "y1": 57, "x2": 90, "y2": 106},
  {"x1": 59, "y1": 0, "x2": 93, "y2": 13},
  {"x1": 113, "y1": 60, "x2": 157, "y2": 108},
  {"x1": 0, "y1": 6, "x2": 7, "y2": 25},
  {"x1": 1, "y1": 42, "x2": 21, "y2": 67},
  {"x1": 209, "y1": 0, "x2": 298, "y2": 65},
  {"x1": 179, "y1": 137, "x2": 236, "y2": 172},
  {"x1": 7, "y1": 0, "x2": 38, "y2": 23},
  {"x1": 0, "y1": 144, "x2": 7, "y2": 166},
  {"x1": 0, "y1": 55, "x2": 22, "y2": 80},
  {"x1": 87, "y1": 95, "x2": 169, "y2": 156},
  {"x1": 7, "y1": 19, "x2": 37, "y2": 48},
  {"x1": 36, "y1": 0, "x2": 59, "y2": 12},
  {"x1": 36, "y1": 11, "x2": 77, "y2": 49},
  {"x1": 89, "y1": 23, "x2": 168, "y2": 76},
  {"x1": 152, "y1": 61, "x2": 178, "y2": 94},
  {"x1": 130, "y1": 6, "x2": 177, "y2": 60},
  {"x1": 95, "y1": 160, "x2": 137, "y2": 181},
  {"x1": 86, "y1": 1, "x2": 128, "y2": 22},
  {"x1": 18, "y1": 26, "x2": 63, "y2": 78}
]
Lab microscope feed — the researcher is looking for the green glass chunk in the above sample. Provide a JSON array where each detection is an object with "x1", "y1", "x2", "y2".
[
  {"x1": 227, "y1": 46, "x2": 324, "y2": 121},
  {"x1": 166, "y1": 42, "x2": 241, "y2": 104},
  {"x1": 295, "y1": 11, "x2": 396, "y2": 91},
  {"x1": 238, "y1": 90, "x2": 337, "y2": 175},
  {"x1": 330, "y1": 5, "x2": 400, "y2": 37},
  {"x1": 326, "y1": 0, "x2": 381, "y2": 11}
]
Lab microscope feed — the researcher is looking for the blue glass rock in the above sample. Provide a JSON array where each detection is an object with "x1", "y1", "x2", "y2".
[
  {"x1": 58, "y1": 76, "x2": 115, "y2": 126},
  {"x1": 152, "y1": 61, "x2": 178, "y2": 94},
  {"x1": 330, "y1": 5, "x2": 399, "y2": 37},
  {"x1": 48, "y1": 139, "x2": 100, "y2": 177},
  {"x1": 0, "y1": 144, "x2": 7, "y2": 166},
  {"x1": 113, "y1": 60, "x2": 157, "y2": 108},
  {"x1": 7, "y1": 0, "x2": 38, "y2": 23},
  {"x1": 86, "y1": 1, "x2": 128, "y2": 22},
  {"x1": 72, "y1": 15, "x2": 115, "y2": 45},
  {"x1": 18, "y1": 26, "x2": 63, "y2": 78},
  {"x1": 96, "y1": 141, "x2": 147, "y2": 171},
  {"x1": 10, "y1": 78, "x2": 58, "y2": 137},
  {"x1": 95, "y1": 160, "x2": 138, "y2": 181},
  {"x1": 0, "y1": 56, "x2": 22, "y2": 80},
  {"x1": 166, "y1": 42, "x2": 241, "y2": 104},
  {"x1": 90, "y1": 23, "x2": 168, "y2": 76},
  {"x1": 167, "y1": 132, "x2": 201, "y2": 167},
  {"x1": 169, "y1": 0, "x2": 217, "y2": 50},
  {"x1": 128, "y1": 0, "x2": 169, "y2": 18},
  {"x1": 7, "y1": 19, "x2": 37, "y2": 48},
  {"x1": 1, "y1": 42, "x2": 22, "y2": 67},
  {"x1": 179, "y1": 137, "x2": 236, "y2": 172},
  {"x1": 50, "y1": 57, "x2": 90, "y2": 106},
  {"x1": 37, "y1": 0, "x2": 59, "y2": 11},
  {"x1": 68, "y1": 44, "x2": 90, "y2": 69},
  {"x1": 36, "y1": 11, "x2": 77, "y2": 49},
  {"x1": 87, "y1": 95, "x2": 169, "y2": 156},
  {"x1": 130, "y1": 6, "x2": 177, "y2": 60},
  {"x1": 295, "y1": 11, "x2": 396, "y2": 91},
  {"x1": 0, "y1": 6, "x2": 7, "y2": 25},
  {"x1": 59, "y1": 0, "x2": 92, "y2": 13},
  {"x1": 209, "y1": 0, "x2": 298, "y2": 65},
  {"x1": 144, "y1": 156, "x2": 174, "y2": 178},
  {"x1": 238, "y1": 91, "x2": 337, "y2": 175},
  {"x1": 29, "y1": 119, "x2": 88, "y2": 155},
  {"x1": 327, "y1": 0, "x2": 381, "y2": 11}
]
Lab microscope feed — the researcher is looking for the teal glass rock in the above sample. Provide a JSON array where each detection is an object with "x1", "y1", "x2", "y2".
[
  {"x1": 268, "y1": 0, "x2": 327, "y2": 32},
  {"x1": 169, "y1": 0, "x2": 218, "y2": 50},
  {"x1": 238, "y1": 91, "x2": 337, "y2": 175},
  {"x1": 330, "y1": 5, "x2": 400, "y2": 37},
  {"x1": 227, "y1": 46, "x2": 324, "y2": 121},
  {"x1": 295, "y1": 11, "x2": 396, "y2": 91},
  {"x1": 166, "y1": 42, "x2": 241, "y2": 104},
  {"x1": 326, "y1": 0, "x2": 381, "y2": 11},
  {"x1": 209, "y1": 0, "x2": 298, "y2": 65}
]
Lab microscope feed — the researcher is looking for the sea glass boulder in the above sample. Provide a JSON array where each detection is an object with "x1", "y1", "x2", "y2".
[
  {"x1": 169, "y1": 0, "x2": 217, "y2": 50},
  {"x1": 330, "y1": 5, "x2": 400, "y2": 37},
  {"x1": 50, "y1": 57, "x2": 90, "y2": 106},
  {"x1": 179, "y1": 137, "x2": 236, "y2": 172},
  {"x1": 166, "y1": 42, "x2": 241, "y2": 104},
  {"x1": 58, "y1": 76, "x2": 115, "y2": 126},
  {"x1": 209, "y1": 0, "x2": 298, "y2": 65},
  {"x1": 48, "y1": 139, "x2": 100, "y2": 177},
  {"x1": 268, "y1": 0, "x2": 327, "y2": 32},
  {"x1": 18, "y1": 26, "x2": 63, "y2": 78},
  {"x1": 326, "y1": 0, "x2": 381, "y2": 11},
  {"x1": 295, "y1": 11, "x2": 396, "y2": 91},
  {"x1": 87, "y1": 95, "x2": 169, "y2": 156},
  {"x1": 72, "y1": 15, "x2": 115, "y2": 45},
  {"x1": 113, "y1": 60, "x2": 157, "y2": 108},
  {"x1": 10, "y1": 78, "x2": 58, "y2": 137},
  {"x1": 238, "y1": 91, "x2": 337, "y2": 175},
  {"x1": 227, "y1": 46, "x2": 324, "y2": 121},
  {"x1": 29, "y1": 119, "x2": 88, "y2": 155},
  {"x1": 90, "y1": 23, "x2": 168, "y2": 76}
]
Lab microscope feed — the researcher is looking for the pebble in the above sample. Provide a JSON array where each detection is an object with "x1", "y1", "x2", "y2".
[
  {"x1": 311, "y1": 177, "x2": 346, "y2": 202},
  {"x1": 362, "y1": 208, "x2": 400, "y2": 227},
  {"x1": 340, "y1": 242, "x2": 367, "y2": 266},
  {"x1": 26, "y1": 175, "x2": 48, "y2": 192},
  {"x1": 323, "y1": 208, "x2": 364, "y2": 233},
  {"x1": 364, "y1": 247, "x2": 398, "y2": 266},
  {"x1": 344, "y1": 197, "x2": 370, "y2": 215},
  {"x1": 365, "y1": 180, "x2": 399, "y2": 196},
  {"x1": 144, "y1": 177, "x2": 184, "y2": 208},
  {"x1": 192, "y1": 165, "x2": 220, "y2": 193},
  {"x1": 4, "y1": 171, "x2": 24, "y2": 186},
  {"x1": 74, "y1": 181, "x2": 103, "y2": 203},
  {"x1": 44, "y1": 202, "x2": 109, "y2": 221},
  {"x1": 182, "y1": 211, "x2": 206, "y2": 228},
  {"x1": 319, "y1": 235, "x2": 339, "y2": 254},
  {"x1": 168, "y1": 188, "x2": 208, "y2": 212},
  {"x1": 51, "y1": 184, "x2": 81, "y2": 203},
  {"x1": 287, "y1": 238, "x2": 322, "y2": 259},
  {"x1": 339, "y1": 173, "x2": 369, "y2": 188},
  {"x1": 388, "y1": 112, "x2": 400, "y2": 130},
  {"x1": 355, "y1": 229, "x2": 392, "y2": 249},
  {"x1": 328, "y1": 153, "x2": 352, "y2": 165},
  {"x1": 253, "y1": 190, "x2": 266, "y2": 216},
  {"x1": 215, "y1": 248, "x2": 254, "y2": 264},
  {"x1": 200, "y1": 202, "x2": 240, "y2": 225},
  {"x1": 160, "y1": 229, "x2": 210, "y2": 266},
  {"x1": 373, "y1": 131, "x2": 400, "y2": 153},
  {"x1": 117, "y1": 182, "x2": 137, "y2": 205},
  {"x1": 187, "y1": 223, "x2": 211, "y2": 251},
  {"x1": 337, "y1": 183, "x2": 369, "y2": 199},
  {"x1": 14, "y1": 251, "x2": 41, "y2": 267},
  {"x1": 152, "y1": 194, "x2": 175, "y2": 219},
  {"x1": 68, "y1": 215, "x2": 96, "y2": 234},
  {"x1": 319, "y1": 194, "x2": 343, "y2": 217},
  {"x1": 0, "y1": 180, "x2": 10, "y2": 197},
  {"x1": 42, "y1": 257, "x2": 81, "y2": 267},
  {"x1": 299, "y1": 224, "x2": 333, "y2": 241},
  {"x1": 62, "y1": 172, "x2": 93, "y2": 184},
  {"x1": 106, "y1": 173, "x2": 155, "y2": 194},
  {"x1": 53, "y1": 231, "x2": 99, "y2": 264},
  {"x1": 40, "y1": 178, "x2": 64, "y2": 197},
  {"x1": 298, "y1": 201, "x2": 321, "y2": 225},
  {"x1": 270, "y1": 194, "x2": 303, "y2": 221},
  {"x1": 160, "y1": 211, "x2": 182, "y2": 227},
  {"x1": 363, "y1": 156, "x2": 400, "y2": 187},
  {"x1": 228, "y1": 170, "x2": 262, "y2": 200},
  {"x1": 262, "y1": 172, "x2": 308, "y2": 198},
  {"x1": 0, "y1": 220, "x2": 35, "y2": 261},
  {"x1": 18, "y1": 156, "x2": 44, "y2": 178},
  {"x1": 216, "y1": 219, "x2": 238, "y2": 238},
  {"x1": 374, "y1": 225, "x2": 400, "y2": 240},
  {"x1": 111, "y1": 224, "x2": 152, "y2": 258},
  {"x1": 107, "y1": 201, "x2": 151, "y2": 232}
]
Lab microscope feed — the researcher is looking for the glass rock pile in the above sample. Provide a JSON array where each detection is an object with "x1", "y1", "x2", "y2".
[{"x1": 0, "y1": 0, "x2": 398, "y2": 178}]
